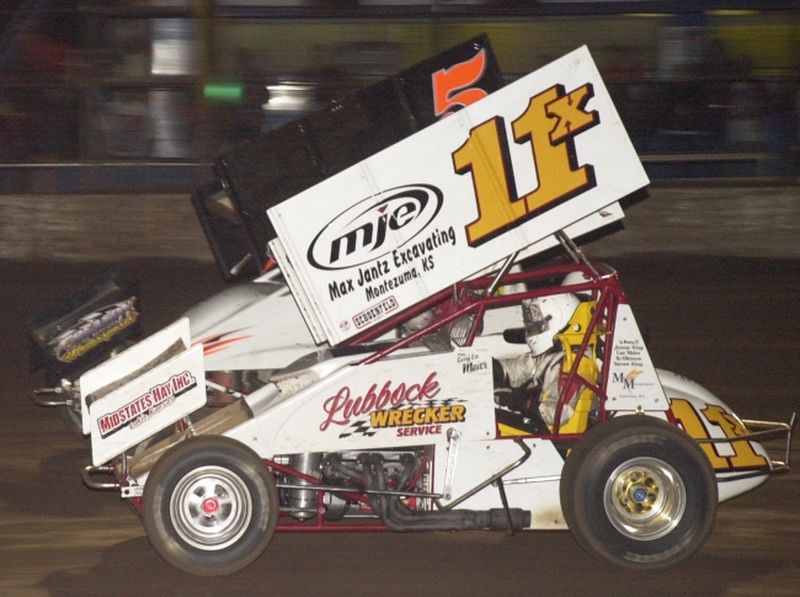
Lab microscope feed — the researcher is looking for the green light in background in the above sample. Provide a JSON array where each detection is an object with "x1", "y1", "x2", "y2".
[{"x1": 203, "y1": 82, "x2": 244, "y2": 103}]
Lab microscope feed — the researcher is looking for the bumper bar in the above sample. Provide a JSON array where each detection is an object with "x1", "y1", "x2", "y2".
[
  {"x1": 32, "y1": 386, "x2": 72, "y2": 408},
  {"x1": 81, "y1": 464, "x2": 119, "y2": 490},
  {"x1": 740, "y1": 413, "x2": 796, "y2": 472},
  {"x1": 696, "y1": 412, "x2": 796, "y2": 475}
]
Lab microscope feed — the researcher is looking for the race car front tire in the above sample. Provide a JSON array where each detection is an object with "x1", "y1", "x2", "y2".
[
  {"x1": 143, "y1": 435, "x2": 278, "y2": 576},
  {"x1": 560, "y1": 415, "x2": 717, "y2": 569}
]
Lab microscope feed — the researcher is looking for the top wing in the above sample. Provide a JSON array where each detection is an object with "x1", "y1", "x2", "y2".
[{"x1": 269, "y1": 45, "x2": 648, "y2": 345}]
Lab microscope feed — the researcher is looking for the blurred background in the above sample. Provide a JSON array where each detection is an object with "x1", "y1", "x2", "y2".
[{"x1": 0, "y1": 0, "x2": 797, "y2": 192}]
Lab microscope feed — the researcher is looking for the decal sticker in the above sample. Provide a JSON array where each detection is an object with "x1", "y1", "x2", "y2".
[
  {"x1": 50, "y1": 298, "x2": 139, "y2": 363},
  {"x1": 453, "y1": 83, "x2": 599, "y2": 246},
  {"x1": 432, "y1": 47, "x2": 489, "y2": 117},
  {"x1": 195, "y1": 330, "x2": 253, "y2": 356},
  {"x1": 336, "y1": 420, "x2": 378, "y2": 439},
  {"x1": 338, "y1": 398, "x2": 469, "y2": 439},
  {"x1": 611, "y1": 367, "x2": 648, "y2": 396},
  {"x1": 97, "y1": 370, "x2": 197, "y2": 439},
  {"x1": 458, "y1": 352, "x2": 489, "y2": 374},
  {"x1": 613, "y1": 368, "x2": 644, "y2": 390},
  {"x1": 318, "y1": 372, "x2": 470, "y2": 439},
  {"x1": 371, "y1": 403, "x2": 466, "y2": 428},
  {"x1": 308, "y1": 185, "x2": 456, "y2": 307},
  {"x1": 670, "y1": 398, "x2": 769, "y2": 471},
  {"x1": 352, "y1": 296, "x2": 399, "y2": 330},
  {"x1": 308, "y1": 184, "x2": 444, "y2": 271},
  {"x1": 607, "y1": 305, "x2": 665, "y2": 408},
  {"x1": 320, "y1": 372, "x2": 441, "y2": 431}
]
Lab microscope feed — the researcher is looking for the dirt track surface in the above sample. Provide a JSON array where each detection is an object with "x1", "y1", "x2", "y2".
[{"x1": 2, "y1": 255, "x2": 798, "y2": 596}]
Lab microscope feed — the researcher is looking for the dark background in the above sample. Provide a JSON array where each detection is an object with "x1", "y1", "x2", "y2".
[{"x1": 1, "y1": 0, "x2": 798, "y2": 192}]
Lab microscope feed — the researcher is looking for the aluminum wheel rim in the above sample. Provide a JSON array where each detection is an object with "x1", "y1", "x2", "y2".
[
  {"x1": 603, "y1": 457, "x2": 686, "y2": 541},
  {"x1": 170, "y1": 465, "x2": 253, "y2": 551}
]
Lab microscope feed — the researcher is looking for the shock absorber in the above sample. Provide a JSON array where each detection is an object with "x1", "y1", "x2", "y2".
[{"x1": 287, "y1": 452, "x2": 322, "y2": 520}]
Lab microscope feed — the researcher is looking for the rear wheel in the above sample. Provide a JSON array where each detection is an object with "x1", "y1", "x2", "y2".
[
  {"x1": 143, "y1": 436, "x2": 278, "y2": 576},
  {"x1": 560, "y1": 415, "x2": 717, "y2": 568}
]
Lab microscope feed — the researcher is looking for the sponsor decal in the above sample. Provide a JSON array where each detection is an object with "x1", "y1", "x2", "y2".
[
  {"x1": 612, "y1": 369, "x2": 643, "y2": 390},
  {"x1": 320, "y1": 372, "x2": 472, "y2": 440},
  {"x1": 308, "y1": 184, "x2": 445, "y2": 270},
  {"x1": 352, "y1": 296, "x2": 398, "y2": 330},
  {"x1": 320, "y1": 372, "x2": 441, "y2": 431},
  {"x1": 397, "y1": 425, "x2": 443, "y2": 438},
  {"x1": 97, "y1": 370, "x2": 197, "y2": 439},
  {"x1": 337, "y1": 399, "x2": 469, "y2": 440},
  {"x1": 612, "y1": 339, "x2": 645, "y2": 369},
  {"x1": 458, "y1": 352, "x2": 489, "y2": 374},
  {"x1": 610, "y1": 335, "x2": 658, "y2": 397},
  {"x1": 454, "y1": 83, "x2": 600, "y2": 246},
  {"x1": 670, "y1": 398, "x2": 768, "y2": 472},
  {"x1": 50, "y1": 298, "x2": 139, "y2": 363},
  {"x1": 376, "y1": 404, "x2": 466, "y2": 438},
  {"x1": 316, "y1": 185, "x2": 457, "y2": 307}
]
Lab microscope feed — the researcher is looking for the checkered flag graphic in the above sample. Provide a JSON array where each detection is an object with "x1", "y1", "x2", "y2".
[
  {"x1": 338, "y1": 419, "x2": 377, "y2": 439},
  {"x1": 420, "y1": 397, "x2": 467, "y2": 408}
]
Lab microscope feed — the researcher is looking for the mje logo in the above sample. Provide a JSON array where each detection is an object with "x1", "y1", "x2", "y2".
[{"x1": 307, "y1": 184, "x2": 443, "y2": 270}]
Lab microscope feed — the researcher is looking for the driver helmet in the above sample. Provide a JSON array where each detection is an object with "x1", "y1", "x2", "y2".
[{"x1": 521, "y1": 292, "x2": 581, "y2": 356}]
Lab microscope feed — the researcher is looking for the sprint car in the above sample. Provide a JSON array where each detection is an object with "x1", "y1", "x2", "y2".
[{"x1": 28, "y1": 39, "x2": 794, "y2": 576}]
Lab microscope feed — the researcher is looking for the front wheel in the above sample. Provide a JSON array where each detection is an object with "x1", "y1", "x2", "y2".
[
  {"x1": 143, "y1": 436, "x2": 278, "y2": 576},
  {"x1": 560, "y1": 415, "x2": 717, "y2": 569}
]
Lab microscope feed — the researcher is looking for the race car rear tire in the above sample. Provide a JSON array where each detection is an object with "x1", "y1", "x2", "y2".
[
  {"x1": 560, "y1": 415, "x2": 717, "y2": 569},
  {"x1": 143, "y1": 436, "x2": 278, "y2": 576}
]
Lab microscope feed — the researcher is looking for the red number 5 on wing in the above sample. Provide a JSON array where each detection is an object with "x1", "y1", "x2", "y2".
[{"x1": 431, "y1": 48, "x2": 489, "y2": 117}]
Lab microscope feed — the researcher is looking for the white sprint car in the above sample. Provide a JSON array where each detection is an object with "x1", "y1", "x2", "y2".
[{"x1": 29, "y1": 38, "x2": 793, "y2": 576}]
